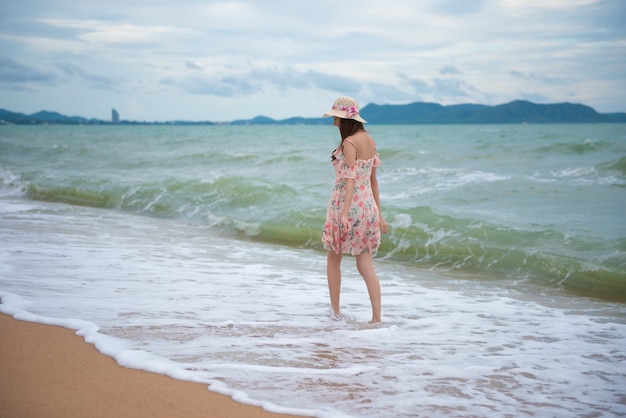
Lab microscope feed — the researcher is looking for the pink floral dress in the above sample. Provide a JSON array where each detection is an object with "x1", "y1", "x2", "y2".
[{"x1": 322, "y1": 141, "x2": 382, "y2": 255}]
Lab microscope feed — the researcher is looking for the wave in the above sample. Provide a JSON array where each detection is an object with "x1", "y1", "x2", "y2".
[
  {"x1": 602, "y1": 156, "x2": 626, "y2": 176},
  {"x1": 21, "y1": 174, "x2": 299, "y2": 224},
  {"x1": 376, "y1": 207, "x2": 626, "y2": 301},
  {"x1": 0, "y1": 168, "x2": 30, "y2": 197},
  {"x1": 535, "y1": 138, "x2": 613, "y2": 155},
  {"x1": 3, "y1": 123, "x2": 626, "y2": 306},
  {"x1": 249, "y1": 205, "x2": 626, "y2": 303},
  {"x1": 3, "y1": 167, "x2": 624, "y2": 302}
]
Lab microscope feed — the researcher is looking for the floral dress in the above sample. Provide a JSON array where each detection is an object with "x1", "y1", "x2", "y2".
[{"x1": 322, "y1": 141, "x2": 382, "y2": 255}]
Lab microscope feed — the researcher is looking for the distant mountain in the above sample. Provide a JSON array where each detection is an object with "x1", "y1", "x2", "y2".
[
  {"x1": 30, "y1": 110, "x2": 91, "y2": 123},
  {"x1": 231, "y1": 101, "x2": 625, "y2": 124},
  {"x1": 0, "y1": 109, "x2": 29, "y2": 122},
  {"x1": 278, "y1": 116, "x2": 327, "y2": 125},
  {"x1": 230, "y1": 115, "x2": 277, "y2": 125},
  {"x1": 230, "y1": 115, "x2": 327, "y2": 125},
  {"x1": 0, "y1": 109, "x2": 97, "y2": 124},
  {"x1": 360, "y1": 100, "x2": 626, "y2": 124},
  {"x1": 1, "y1": 100, "x2": 625, "y2": 125}
]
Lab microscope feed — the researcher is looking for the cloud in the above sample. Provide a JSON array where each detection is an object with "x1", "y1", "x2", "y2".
[
  {"x1": 185, "y1": 61, "x2": 202, "y2": 71},
  {"x1": 54, "y1": 62, "x2": 119, "y2": 90},
  {"x1": 0, "y1": 0, "x2": 624, "y2": 119},
  {"x1": 0, "y1": 56, "x2": 56, "y2": 84},
  {"x1": 362, "y1": 82, "x2": 422, "y2": 103},
  {"x1": 397, "y1": 72, "x2": 474, "y2": 101},
  {"x1": 429, "y1": 0, "x2": 486, "y2": 16},
  {"x1": 251, "y1": 68, "x2": 362, "y2": 94},
  {"x1": 165, "y1": 64, "x2": 363, "y2": 98},
  {"x1": 37, "y1": 18, "x2": 180, "y2": 48},
  {"x1": 510, "y1": 70, "x2": 575, "y2": 86},
  {"x1": 439, "y1": 65, "x2": 462, "y2": 75},
  {"x1": 176, "y1": 75, "x2": 260, "y2": 97},
  {"x1": 499, "y1": 0, "x2": 599, "y2": 10},
  {"x1": 579, "y1": 0, "x2": 626, "y2": 41}
]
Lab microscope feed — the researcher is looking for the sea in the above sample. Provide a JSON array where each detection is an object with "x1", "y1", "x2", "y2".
[{"x1": 1, "y1": 123, "x2": 625, "y2": 417}]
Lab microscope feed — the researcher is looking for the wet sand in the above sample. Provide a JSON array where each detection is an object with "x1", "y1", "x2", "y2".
[{"x1": 0, "y1": 314, "x2": 305, "y2": 418}]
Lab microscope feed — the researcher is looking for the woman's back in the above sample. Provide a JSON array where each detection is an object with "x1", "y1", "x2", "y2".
[{"x1": 345, "y1": 131, "x2": 377, "y2": 161}]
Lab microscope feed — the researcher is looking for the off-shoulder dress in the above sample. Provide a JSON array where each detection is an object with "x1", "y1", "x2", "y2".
[{"x1": 322, "y1": 139, "x2": 382, "y2": 255}]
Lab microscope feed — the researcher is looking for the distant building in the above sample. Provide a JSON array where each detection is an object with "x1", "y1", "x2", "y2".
[{"x1": 112, "y1": 109, "x2": 120, "y2": 124}]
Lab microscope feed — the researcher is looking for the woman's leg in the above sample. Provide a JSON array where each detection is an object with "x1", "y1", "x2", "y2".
[
  {"x1": 326, "y1": 251, "x2": 343, "y2": 317},
  {"x1": 356, "y1": 252, "x2": 382, "y2": 323}
]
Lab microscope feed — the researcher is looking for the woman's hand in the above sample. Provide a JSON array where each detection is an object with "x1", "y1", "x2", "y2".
[{"x1": 380, "y1": 217, "x2": 389, "y2": 234}]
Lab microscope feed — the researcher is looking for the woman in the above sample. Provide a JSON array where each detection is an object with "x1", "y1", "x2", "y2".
[{"x1": 321, "y1": 96, "x2": 388, "y2": 323}]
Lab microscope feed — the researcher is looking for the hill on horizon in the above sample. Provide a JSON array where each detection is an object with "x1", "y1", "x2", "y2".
[
  {"x1": 1, "y1": 100, "x2": 625, "y2": 125},
  {"x1": 358, "y1": 100, "x2": 626, "y2": 124}
]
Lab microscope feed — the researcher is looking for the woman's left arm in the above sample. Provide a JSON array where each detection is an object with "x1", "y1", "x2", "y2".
[
  {"x1": 341, "y1": 143, "x2": 357, "y2": 230},
  {"x1": 371, "y1": 167, "x2": 388, "y2": 234}
]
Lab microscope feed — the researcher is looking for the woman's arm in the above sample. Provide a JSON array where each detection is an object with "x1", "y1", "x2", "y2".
[
  {"x1": 371, "y1": 167, "x2": 388, "y2": 233},
  {"x1": 341, "y1": 141, "x2": 357, "y2": 230}
]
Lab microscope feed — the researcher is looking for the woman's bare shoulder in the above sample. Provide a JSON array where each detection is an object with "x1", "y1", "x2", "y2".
[{"x1": 348, "y1": 131, "x2": 376, "y2": 160}]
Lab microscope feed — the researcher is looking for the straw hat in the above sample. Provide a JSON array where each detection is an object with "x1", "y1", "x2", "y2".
[{"x1": 323, "y1": 96, "x2": 367, "y2": 123}]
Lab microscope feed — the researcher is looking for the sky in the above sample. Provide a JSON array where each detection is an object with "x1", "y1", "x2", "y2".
[{"x1": 1, "y1": 0, "x2": 625, "y2": 122}]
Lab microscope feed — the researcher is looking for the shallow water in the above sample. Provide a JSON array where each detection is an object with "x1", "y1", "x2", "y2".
[{"x1": 1, "y1": 124, "x2": 625, "y2": 417}]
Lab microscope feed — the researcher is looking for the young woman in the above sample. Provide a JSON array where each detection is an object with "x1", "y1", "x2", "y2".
[{"x1": 321, "y1": 96, "x2": 388, "y2": 323}]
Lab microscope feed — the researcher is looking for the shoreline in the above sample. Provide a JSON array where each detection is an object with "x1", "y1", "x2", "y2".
[{"x1": 0, "y1": 313, "x2": 306, "y2": 418}]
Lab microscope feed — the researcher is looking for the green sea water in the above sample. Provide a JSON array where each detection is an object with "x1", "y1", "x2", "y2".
[{"x1": 1, "y1": 123, "x2": 625, "y2": 300}]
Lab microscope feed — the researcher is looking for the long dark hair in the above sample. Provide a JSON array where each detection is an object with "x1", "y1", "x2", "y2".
[{"x1": 331, "y1": 118, "x2": 365, "y2": 160}]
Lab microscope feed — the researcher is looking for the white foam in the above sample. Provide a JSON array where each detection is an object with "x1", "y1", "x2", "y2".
[
  {"x1": 1, "y1": 197, "x2": 625, "y2": 418},
  {"x1": 382, "y1": 166, "x2": 511, "y2": 199},
  {"x1": 0, "y1": 169, "x2": 29, "y2": 196},
  {"x1": 551, "y1": 166, "x2": 597, "y2": 178}
]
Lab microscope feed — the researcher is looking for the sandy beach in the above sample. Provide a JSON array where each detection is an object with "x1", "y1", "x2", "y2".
[{"x1": 0, "y1": 313, "x2": 304, "y2": 418}]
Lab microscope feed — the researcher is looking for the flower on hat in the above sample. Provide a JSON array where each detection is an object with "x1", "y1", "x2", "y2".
[{"x1": 332, "y1": 105, "x2": 360, "y2": 119}]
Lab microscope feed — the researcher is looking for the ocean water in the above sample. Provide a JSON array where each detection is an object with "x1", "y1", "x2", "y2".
[{"x1": 1, "y1": 124, "x2": 625, "y2": 417}]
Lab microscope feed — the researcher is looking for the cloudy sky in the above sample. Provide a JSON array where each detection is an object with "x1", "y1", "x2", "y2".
[{"x1": 1, "y1": 0, "x2": 625, "y2": 121}]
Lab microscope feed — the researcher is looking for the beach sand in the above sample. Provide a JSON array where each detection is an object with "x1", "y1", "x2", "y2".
[{"x1": 0, "y1": 314, "x2": 304, "y2": 418}]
